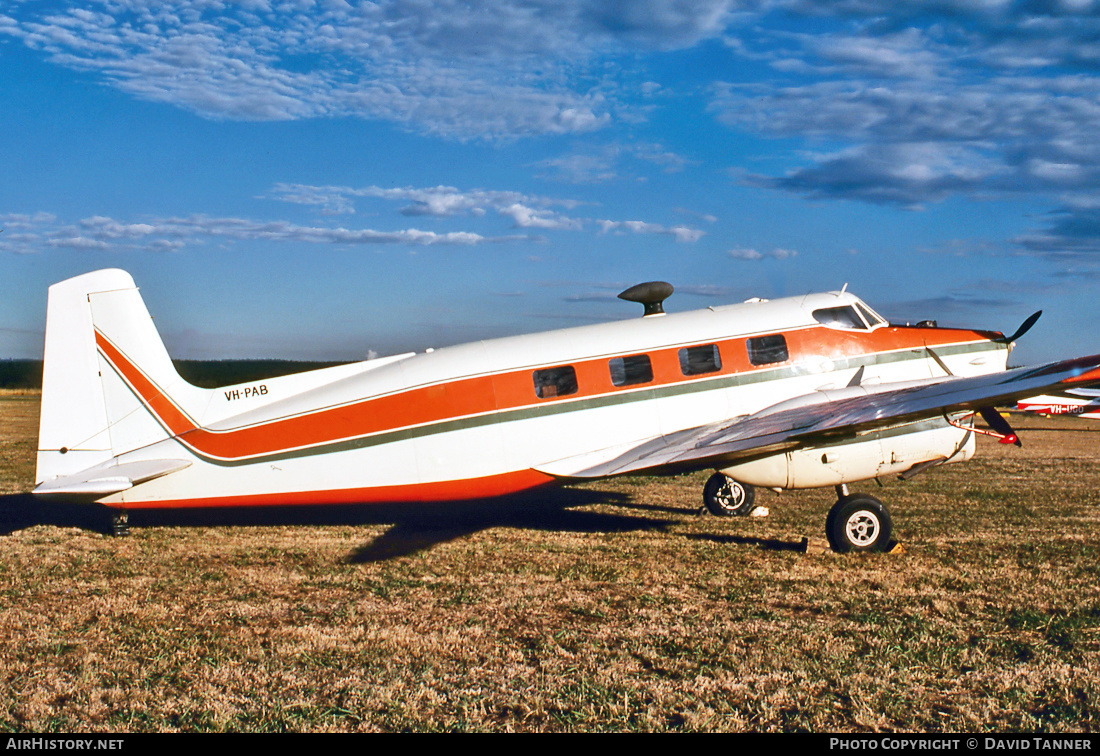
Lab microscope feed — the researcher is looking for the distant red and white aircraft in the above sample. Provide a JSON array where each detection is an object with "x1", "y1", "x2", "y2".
[
  {"x1": 1017, "y1": 390, "x2": 1100, "y2": 418},
  {"x1": 32, "y1": 270, "x2": 1100, "y2": 550}
]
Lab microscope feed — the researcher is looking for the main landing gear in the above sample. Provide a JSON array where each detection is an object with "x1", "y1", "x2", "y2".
[
  {"x1": 826, "y1": 484, "x2": 892, "y2": 553},
  {"x1": 703, "y1": 472, "x2": 757, "y2": 517},
  {"x1": 702, "y1": 476, "x2": 893, "y2": 553},
  {"x1": 108, "y1": 510, "x2": 130, "y2": 538}
]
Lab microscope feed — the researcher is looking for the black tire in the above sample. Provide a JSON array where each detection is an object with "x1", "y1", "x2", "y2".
[
  {"x1": 703, "y1": 473, "x2": 756, "y2": 517},
  {"x1": 826, "y1": 494, "x2": 892, "y2": 553},
  {"x1": 109, "y1": 510, "x2": 130, "y2": 538}
]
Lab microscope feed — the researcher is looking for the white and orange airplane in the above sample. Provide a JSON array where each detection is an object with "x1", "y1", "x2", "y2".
[
  {"x1": 1017, "y1": 390, "x2": 1100, "y2": 418},
  {"x1": 31, "y1": 269, "x2": 1100, "y2": 550}
]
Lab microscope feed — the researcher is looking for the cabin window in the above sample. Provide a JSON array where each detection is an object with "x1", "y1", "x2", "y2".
[
  {"x1": 533, "y1": 366, "x2": 578, "y2": 399},
  {"x1": 813, "y1": 306, "x2": 867, "y2": 330},
  {"x1": 747, "y1": 334, "x2": 789, "y2": 365},
  {"x1": 609, "y1": 354, "x2": 653, "y2": 387},
  {"x1": 679, "y1": 344, "x2": 722, "y2": 376}
]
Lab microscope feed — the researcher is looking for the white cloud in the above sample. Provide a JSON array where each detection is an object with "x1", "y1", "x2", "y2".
[
  {"x1": 532, "y1": 142, "x2": 695, "y2": 184},
  {"x1": 628, "y1": 142, "x2": 696, "y2": 173},
  {"x1": 6, "y1": 0, "x2": 729, "y2": 138},
  {"x1": 80, "y1": 216, "x2": 161, "y2": 239},
  {"x1": 598, "y1": 219, "x2": 705, "y2": 242},
  {"x1": 0, "y1": 212, "x2": 531, "y2": 254},
  {"x1": 740, "y1": 142, "x2": 1006, "y2": 207},
  {"x1": 0, "y1": 212, "x2": 57, "y2": 229},
  {"x1": 728, "y1": 247, "x2": 762, "y2": 260},
  {"x1": 727, "y1": 246, "x2": 796, "y2": 260},
  {"x1": 270, "y1": 182, "x2": 700, "y2": 239},
  {"x1": 8, "y1": 0, "x2": 1100, "y2": 159},
  {"x1": 807, "y1": 29, "x2": 943, "y2": 80},
  {"x1": 2, "y1": 183, "x2": 704, "y2": 252},
  {"x1": 713, "y1": 70, "x2": 1100, "y2": 204},
  {"x1": 579, "y1": 0, "x2": 745, "y2": 50},
  {"x1": 156, "y1": 215, "x2": 501, "y2": 245},
  {"x1": 269, "y1": 183, "x2": 587, "y2": 228},
  {"x1": 704, "y1": 3, "x2": 1100, "y2": 213},
  {"x1": 498, "y1": 203, "x2": 583, "y2": 230},
  {"x1": 534, "y1": 152, "x2": 621, "y2": 183}
]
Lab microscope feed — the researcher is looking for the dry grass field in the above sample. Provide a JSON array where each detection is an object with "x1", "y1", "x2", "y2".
[{"x1": 0, "y1": 391, "x2": 1097, "y2": 732}]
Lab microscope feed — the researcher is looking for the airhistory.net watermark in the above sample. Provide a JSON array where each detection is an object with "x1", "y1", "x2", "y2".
[{"x1": 5, "y1": 740, "x2": 123, "y2": 751}]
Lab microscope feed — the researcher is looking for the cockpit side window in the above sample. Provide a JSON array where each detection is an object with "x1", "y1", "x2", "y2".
[
  {"x1": 813, "y1": 305, "x2": 867, "y2": 330},
  {"x1": 854, "y1": 302, "x2": 886, "y2": 328}
]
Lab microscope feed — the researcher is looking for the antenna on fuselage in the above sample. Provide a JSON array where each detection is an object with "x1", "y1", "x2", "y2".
[{"x1": 618, "y1": 281, "x2": 674, "y2": 317}]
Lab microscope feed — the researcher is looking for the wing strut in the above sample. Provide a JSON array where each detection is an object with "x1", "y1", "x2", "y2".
[{"x1": 945, "y1": 409, "x2": 1021, "y2": 447}]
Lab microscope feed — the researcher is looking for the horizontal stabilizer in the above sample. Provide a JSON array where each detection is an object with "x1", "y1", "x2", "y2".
[{"x1": 33, "y1": 459, "x2": 191, "y2": 499}]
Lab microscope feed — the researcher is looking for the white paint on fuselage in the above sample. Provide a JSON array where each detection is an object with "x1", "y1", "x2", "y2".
[{"x1": 104, "y1": 290, "x2": 1008, "y2": 505}]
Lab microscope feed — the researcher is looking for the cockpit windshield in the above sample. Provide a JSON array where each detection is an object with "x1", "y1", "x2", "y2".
[
  {"x1": 813, "y1": 301, "x2": 887, "y2": 330},
  {"x1": 813, "y1": 305, "x2": 866, "y2": 330}
]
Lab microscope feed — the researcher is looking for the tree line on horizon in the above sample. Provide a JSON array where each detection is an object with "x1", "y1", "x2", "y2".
[{"x1": 0, "y1": 359, "x2": 348, "y2": 390}]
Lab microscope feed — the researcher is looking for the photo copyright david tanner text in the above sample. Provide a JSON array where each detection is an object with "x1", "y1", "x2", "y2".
[
  {"x1": 6, "y1": 740, "x2": 123, "y2": 751},
  {"x1": 830, "y1": 738, "x2": 1093, "y2": 751}
]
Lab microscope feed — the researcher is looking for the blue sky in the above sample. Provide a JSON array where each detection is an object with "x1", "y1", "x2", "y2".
[{"x1": 3, "y1": 1, "x2": 1100, "y2": 365}]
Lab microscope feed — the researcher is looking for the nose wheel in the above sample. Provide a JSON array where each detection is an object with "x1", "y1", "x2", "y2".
[{"x1": 826, "y1": 488, "x2": 892, "y2": 552}]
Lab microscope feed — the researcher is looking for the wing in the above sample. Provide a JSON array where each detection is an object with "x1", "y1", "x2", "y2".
[{"x1": 536, "y1": 353, "x2": 1100, "y2": 480}]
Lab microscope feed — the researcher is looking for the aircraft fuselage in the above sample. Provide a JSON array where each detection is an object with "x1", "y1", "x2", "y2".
[{"x1": 66, "y1": 288, "x2": 1007, "y2": 509}]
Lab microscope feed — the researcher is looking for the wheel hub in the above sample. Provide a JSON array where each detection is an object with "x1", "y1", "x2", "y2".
[
  {"x1": 845, "y1": 511, "x2": 880, "y2": 547},
  {"x1": 717, "y1": 482, "x2": 744, "y2": 509}
]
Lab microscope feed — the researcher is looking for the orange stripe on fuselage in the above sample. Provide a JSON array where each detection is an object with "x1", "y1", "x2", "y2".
[
  {"x1": 110, "y1": 468, "x2": 556, "y2": 510},
  {"x1": 95, "y1": 332, "x2": 195, "y2": 436},
  {"x1": 95, "y1": 325, "x2": 996, "y2": 463}
]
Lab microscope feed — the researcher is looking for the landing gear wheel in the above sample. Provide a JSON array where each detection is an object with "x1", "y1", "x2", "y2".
[
  {"x1": 703, "y1": 473, "x2": 756, "y2": 517},
  {"x1": 109, "y1": 510, "x2": 130, "y2": 538},
  {"x1": 826, "y1": 494, "x2": 892, "y2": 553}
]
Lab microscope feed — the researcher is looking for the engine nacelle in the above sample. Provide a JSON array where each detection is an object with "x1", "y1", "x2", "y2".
[{"x1": 718, "y1": 417, "x2": 976, "y2": 490}]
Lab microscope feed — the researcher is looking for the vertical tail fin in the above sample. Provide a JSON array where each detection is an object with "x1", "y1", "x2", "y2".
[{"x1": 35, "y1": 269, "x2": 206, "y2": 487}]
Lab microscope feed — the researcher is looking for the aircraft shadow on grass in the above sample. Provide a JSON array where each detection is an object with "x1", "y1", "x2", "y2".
[
  {"x1": 0, "y1": 487, "x2": 810, "y2": 560},
  {"x1": 687, "y1": 532, "x2": 821, "y2": 553}
]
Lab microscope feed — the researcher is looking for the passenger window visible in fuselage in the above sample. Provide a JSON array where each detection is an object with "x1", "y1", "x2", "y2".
[
  {"x1": 747, "y1": 334, "x2": 789, "y2": 366},
  {"x1": 533, "y1": 365, "x2": 578, "y2": 398},
  {"x1": 679, "y1": 344, "x2": 722, "y2": 376},
  {"x1": 609, "y1": 354, "x2": 653, "y2": 387}
]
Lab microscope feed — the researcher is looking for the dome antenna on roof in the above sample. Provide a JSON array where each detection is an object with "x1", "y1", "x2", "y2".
[{"x1": 618, "y1": 281, "x2": 674, "y2": 317}]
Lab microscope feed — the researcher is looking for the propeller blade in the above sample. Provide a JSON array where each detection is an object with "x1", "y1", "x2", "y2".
[{"x1": 996, "y1": 311, "x2": 1042, "y2": 344}]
